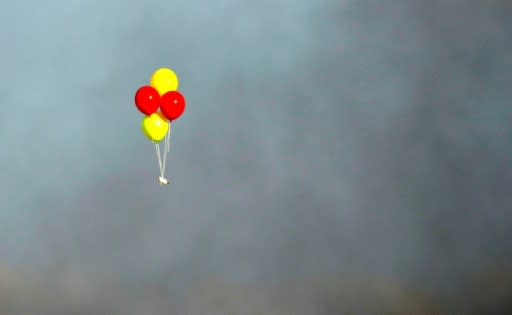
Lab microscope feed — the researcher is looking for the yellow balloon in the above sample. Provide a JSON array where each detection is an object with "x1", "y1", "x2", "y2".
[
  {"x1": 150, "y1": 67, "x2": 178, "y2": 95},
  {"x1": 141, "y1": 112, "x2": 169, "y2": 142}
]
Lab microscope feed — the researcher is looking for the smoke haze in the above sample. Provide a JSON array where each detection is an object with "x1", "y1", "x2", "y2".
[{"x1": 1, "y1": 0, "x2": 511, "y2": 313}]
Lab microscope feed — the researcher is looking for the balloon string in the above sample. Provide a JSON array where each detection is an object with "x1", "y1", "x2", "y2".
[
  {"x1": 166, "y1": 124, "x2": 171, "y2": 153},
  {"x1": 157, "y1": 143, "x2": 164, "y2": 177},
  {"x1": 162, "y1": 124, "x2": 171, "y2": 175},
  {"x1": 154, "y1": 142, "x2": 163, "y2": 177}
]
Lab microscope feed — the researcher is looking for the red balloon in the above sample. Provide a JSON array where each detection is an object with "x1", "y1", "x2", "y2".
[
  {"x1": 160, "y1": 91, "x2": 186, "y2": 121},
  {"x1": 135, "y1": 86, "x2": 160, "y2": 115}
]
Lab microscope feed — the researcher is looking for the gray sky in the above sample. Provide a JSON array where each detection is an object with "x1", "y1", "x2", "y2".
[{"x1": 1, "y1": 0, "x2": 511, "y2": 294}]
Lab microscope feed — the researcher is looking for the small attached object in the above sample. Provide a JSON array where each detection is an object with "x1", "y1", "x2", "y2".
[{"x1": 158, "y1": 176, "x2": 169, "y2": 185}]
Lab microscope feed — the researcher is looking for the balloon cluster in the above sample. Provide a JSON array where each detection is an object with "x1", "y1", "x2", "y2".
[{"x1": 134, "y1": 68, "x2": 186, "y2": 142}]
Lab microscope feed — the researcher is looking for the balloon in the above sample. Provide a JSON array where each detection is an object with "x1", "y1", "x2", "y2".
[
  {"x1": 135, "y1": 86, "x2": 160, "y2": 115},
  {"x1": 150, "y1": 68, "x2": 178, "y2": 95},
  {"x1": 160, "y1": 91, "x2": 186, "y2": 121},
  {"x1": 141, "y1": 112, "x2": 169, "y2": 142}
]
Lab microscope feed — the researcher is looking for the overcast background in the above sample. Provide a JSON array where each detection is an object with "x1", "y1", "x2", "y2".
[{"x1": 1, "y1": 0, "x2": 511, "y2": 305}]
